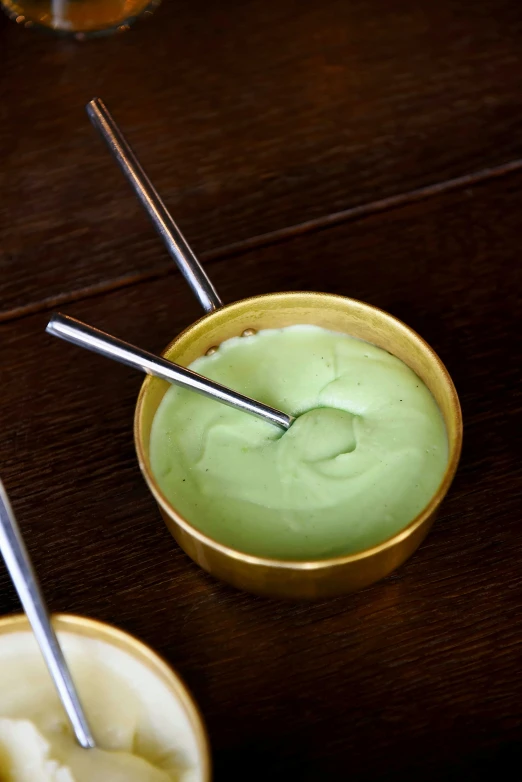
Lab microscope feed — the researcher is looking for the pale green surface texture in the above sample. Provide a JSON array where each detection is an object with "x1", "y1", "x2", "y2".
[{"x1": 150, "y1": 326, "x2": 448, "y2": 560}]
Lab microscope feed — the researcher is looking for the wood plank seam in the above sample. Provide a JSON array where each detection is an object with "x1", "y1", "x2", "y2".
[{"x1": 2, "y1": 156, "x2": 521, "y2": 326}]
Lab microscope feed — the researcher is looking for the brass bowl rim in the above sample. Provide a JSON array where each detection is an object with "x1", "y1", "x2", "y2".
[
  {"x1": 0, "y1": 612, "x2": 211, "y2": 781},
  {"x1": 135, "y1": 291, "x2": 463, "y2": 571}
]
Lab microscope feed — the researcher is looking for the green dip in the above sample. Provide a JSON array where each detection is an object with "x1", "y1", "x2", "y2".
[{"x1": 150, "y1": 325, "x2": 448, "y2": 560}]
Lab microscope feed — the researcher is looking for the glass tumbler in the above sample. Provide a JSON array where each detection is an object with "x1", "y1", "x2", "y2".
[{"x1": 0, "y1": 0, "x2": 161, "y2": 37}]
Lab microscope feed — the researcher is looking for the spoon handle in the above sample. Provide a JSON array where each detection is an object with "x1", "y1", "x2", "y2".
[
  {"x1": 0, "y1": 481, "x2": 95, "y2": 749},
  {"x1": 86, "y1": 97, "x2": 222, "y2": 315},
  {"x1": 47, "y1": 313, "x2": 294, "y2": 431}
]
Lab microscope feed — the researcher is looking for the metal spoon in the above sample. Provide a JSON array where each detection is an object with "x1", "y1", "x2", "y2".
[
  {"x1": 0, "y1": 480, "x2": 96, "y2": 749},
  {"x1": 46, "y1": 313, "x2": 295, "y2": 430}
]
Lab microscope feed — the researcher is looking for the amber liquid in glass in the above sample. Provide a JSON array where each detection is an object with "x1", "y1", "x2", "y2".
[{"x1": 1, "y1": 0, "x2": 158, "y2": 34}]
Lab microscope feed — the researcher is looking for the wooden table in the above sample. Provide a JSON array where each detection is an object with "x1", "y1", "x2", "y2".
[{"x1": 1, "y1": 1, "x2": 521, "y2": 778}]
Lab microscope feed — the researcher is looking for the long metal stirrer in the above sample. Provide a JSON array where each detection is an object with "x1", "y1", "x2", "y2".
[
  {"x1": 86, "y1": 97, "x2": 222, "y2": 314},
  {"x1": 46, "y1": 314, "x2": 295, "y2": 431},
  {"x1": 0, "y1": 480, "x2": 96, "y2": 749}
]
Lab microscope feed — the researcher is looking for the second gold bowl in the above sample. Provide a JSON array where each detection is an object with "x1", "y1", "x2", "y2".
[
  {"x1": 0, "y1": 613, "x2": 211, "y2": 780},
  {"x1": 135, "y1": 292, "x2": 462, "y2": 599}
]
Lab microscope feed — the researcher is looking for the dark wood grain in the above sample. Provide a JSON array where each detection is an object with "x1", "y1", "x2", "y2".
[
  {"x1": 1, "y1": 171, "x2": 521, "y2": 780},
  {"x1": 2, "y1": 0, "x2": 522, "y2": 317}
]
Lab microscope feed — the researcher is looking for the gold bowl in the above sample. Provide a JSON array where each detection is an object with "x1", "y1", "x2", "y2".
[
  {"x1": 0, "y1": 613, "x2": 211, "y2": 780},
  {"x1": 135, "y1": 291, "x2": 462, "y2": 599}
]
